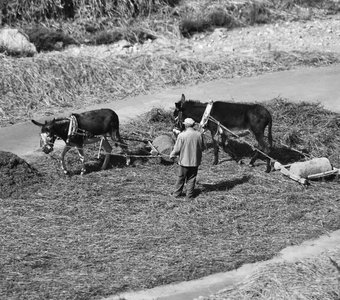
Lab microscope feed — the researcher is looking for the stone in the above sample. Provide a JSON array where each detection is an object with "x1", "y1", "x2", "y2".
[{"x1": 0, "y1": 28, "x2": 37, "y2": 57}]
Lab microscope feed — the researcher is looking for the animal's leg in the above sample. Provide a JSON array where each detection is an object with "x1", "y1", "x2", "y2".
[
  {"x1": 211, "y1": 135, "x2": 219, "y2": 165},
  {"x1": 221, "y1": 134, "x2": 243, "y2": 164},
  {"x1": 101, "y1": 137, "x2": 112, "y2": 170},
  {"x1": 250, "y1": 132, "x2": 271, "y2": 173},
  {"x1": 76, "y1": 146, "x2": 86, "y2": 175},
  {"x1": 61, "y1": 146, "x2": 71, "y2": 175},
  {"x1": 249, "y1": 151, "x2": 259, "y2": 167}
]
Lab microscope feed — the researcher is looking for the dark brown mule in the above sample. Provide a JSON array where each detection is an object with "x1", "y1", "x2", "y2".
[
  {"x1": 174, "y1": 94, "x2": 273, "y2": 172},
  {"x1": 32, "y1": 108, "x2": 128, "y2": 174}
]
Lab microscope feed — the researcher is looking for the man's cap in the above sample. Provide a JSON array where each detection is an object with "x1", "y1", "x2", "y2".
[{"x1": 183, "y1": 118, "x2": 195, "y2": 126}]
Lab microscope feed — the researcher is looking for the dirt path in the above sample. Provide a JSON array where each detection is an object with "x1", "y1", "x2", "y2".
[{"x1": 1, "y1": 64, "x2": 340, "y2": 159}]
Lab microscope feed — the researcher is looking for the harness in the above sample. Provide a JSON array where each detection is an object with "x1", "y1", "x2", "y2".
[
  {"x1": 199, "y1": 100, "x2": 213, "y2": 129},
  {"x1": 66, "y1": 114, "x2": 94, "y2": 144},
  {"x1": 199, "y1": 101, "x2": 223, "y2": 137}
]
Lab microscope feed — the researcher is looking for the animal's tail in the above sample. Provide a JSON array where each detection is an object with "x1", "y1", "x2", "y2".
[
  {"x1": 267, "y1": 113, "x2": 273, "y2": 148},
  {"x1": 115, "y1": 129, "x2": 130, "y2": 165}
]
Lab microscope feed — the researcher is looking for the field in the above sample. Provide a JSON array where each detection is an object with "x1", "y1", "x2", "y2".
[
  {"x1": 1, "y1": 0, "x2": 340, "y2": 299},
  {"x1": 1, "y1": 99, "x2": 340, "y2": 299}
]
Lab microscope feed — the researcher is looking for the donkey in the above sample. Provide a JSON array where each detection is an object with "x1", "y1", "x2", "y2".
[
  {"x1": 32, "y1": 108, "x2": 128, "y2": 175},
  {"x1": 174, "y1": 94, "x2": 273, "y2": 172}
]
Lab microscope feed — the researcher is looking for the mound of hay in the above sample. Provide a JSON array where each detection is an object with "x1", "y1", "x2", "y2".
[
  {"x1": 0, "y1": 151, "x2": 42, "y2": 198},
  {"x1": 267, "y1": 98, "x2": 340, "y2": 166},
  {"x1": 146, "y1": 107, "x2": 174, "y2": 123},
  {"x1": 211, "y1": 247, "x2": 340, "y2": 300}
]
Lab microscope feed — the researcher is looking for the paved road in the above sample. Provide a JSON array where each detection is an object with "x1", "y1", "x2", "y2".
[{"x1": 1, "y1": 64, "x2": 340, "y2": 159}]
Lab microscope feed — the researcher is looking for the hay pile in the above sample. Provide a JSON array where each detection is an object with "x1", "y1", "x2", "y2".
[
  {"x1": 267, "y1": 98, "x2": 340, "y2": 166},
  {"x1": 206, "y1": 247, "x2": 340, "y2": 300},
  {"x1": 0, "y1": 151, "x2": 42, "y2": 198}
]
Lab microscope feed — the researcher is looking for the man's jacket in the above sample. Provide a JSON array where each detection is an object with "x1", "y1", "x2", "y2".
[{"x1": 170, "y1": 127, "x2": 204, "y2": 167}]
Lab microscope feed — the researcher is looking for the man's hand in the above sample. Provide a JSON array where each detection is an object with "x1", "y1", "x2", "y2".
[{"x1": 170, "y1": 155, "x2": 177, "y2": 161}]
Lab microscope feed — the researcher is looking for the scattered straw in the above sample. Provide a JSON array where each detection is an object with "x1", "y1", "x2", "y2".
[
  {"x1": 207, "y1": 247, "x2": 340, "y2": 300},
  {"x1": 1, "y1": 101, "x2": 339, "y2": 299}
]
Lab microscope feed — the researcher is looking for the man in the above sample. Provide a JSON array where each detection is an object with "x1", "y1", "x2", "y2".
[{"x1": 170, "y1": 118, "x2": 204, "y2": 199}]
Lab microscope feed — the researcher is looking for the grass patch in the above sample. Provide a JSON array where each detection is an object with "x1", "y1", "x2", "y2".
[{"x1": 1, "y1": 100, "x2": 339, "y2": 299}]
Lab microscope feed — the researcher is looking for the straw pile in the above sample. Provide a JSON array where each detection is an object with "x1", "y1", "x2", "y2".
[
  {"x1": 206, "y1": 247, "x2": 340, "y2": 300},
  {"x1": 267, "y1": 98, "x2": 340, "y2": 166},
  {"x1": 0, "y1": 151, "x2": 42, "y2": 198}
]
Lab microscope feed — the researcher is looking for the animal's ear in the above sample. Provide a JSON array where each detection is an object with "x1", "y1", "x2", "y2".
[
  {"x1": 181, "y1": 94, "x2": 186, "y2": 103},
  {"x1": 31, "y1": 120, "x2": 44, "y2": 127}
]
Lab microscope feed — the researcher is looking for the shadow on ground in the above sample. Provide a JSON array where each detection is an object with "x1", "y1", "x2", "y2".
[{"x1": 200, "y1": 175, "x2": 252, "y2": 192}]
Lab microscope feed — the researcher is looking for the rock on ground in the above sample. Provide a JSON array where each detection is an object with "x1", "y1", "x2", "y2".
[{"x1": 0, "y1": 28, "x2": 37, "y2": 57}]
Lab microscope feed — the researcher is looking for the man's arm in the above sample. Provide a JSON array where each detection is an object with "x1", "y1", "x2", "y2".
[{"x1": 170, "y1": 135, "x2": 182, "y2": 158}]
